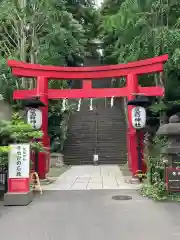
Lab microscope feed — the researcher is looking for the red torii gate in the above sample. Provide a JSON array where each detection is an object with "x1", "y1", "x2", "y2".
[{"x1": 8, "y1": 54, "x2": 168, "y2": 179}]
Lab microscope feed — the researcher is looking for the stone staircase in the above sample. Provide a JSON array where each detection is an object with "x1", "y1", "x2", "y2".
[
  {"x1": 63, "y1": 56, "x2": 127, "y2": 165},
  {"x1": 63, "y1": 97, "x2": 127, "y2": 165}
]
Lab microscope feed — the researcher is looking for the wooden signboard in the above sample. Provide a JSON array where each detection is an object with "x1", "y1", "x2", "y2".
[
  {"x1": 166, "y1": 168, "x2": 180, "y2": 192},
  {"x1": 171, "y1": 155, "x2": 180, "y2": 168},
  {"x1": 8, "y1": 144, "x2": 30, "y2": 193}
]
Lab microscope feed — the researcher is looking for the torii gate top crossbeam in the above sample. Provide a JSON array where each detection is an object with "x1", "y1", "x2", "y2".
[
  {"x1": 8, "y1": 54, "x2": 168, "y2": 79},
  {"x1": 8, "y1": 54, "x2": 168, "y2": 100}
]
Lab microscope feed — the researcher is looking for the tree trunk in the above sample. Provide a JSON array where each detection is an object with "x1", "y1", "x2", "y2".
[{"x1": 19, "y1": 0, "x2": 27, "y2": 89}]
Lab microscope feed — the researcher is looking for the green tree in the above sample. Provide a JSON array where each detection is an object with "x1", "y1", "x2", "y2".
[
  {"x1": 0, "y1": 0, "x2": 99, "y2": 153},
  {"x1": 0, "y1": 112, "x2": 44, "y2": 167},
  {"x1": 100, "y1": 0, "x2": 180, "y2": 116}
]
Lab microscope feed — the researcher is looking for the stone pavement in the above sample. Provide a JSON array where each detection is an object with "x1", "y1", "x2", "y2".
[
  {"x1": 44, "y1": 165, "x2": 139, "y2": 190},
  {"x1": 1, "y1": 189, "x2": 180, "y2": 240}
]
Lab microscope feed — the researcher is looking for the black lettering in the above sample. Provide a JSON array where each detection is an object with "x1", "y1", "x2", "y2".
[
  {"x1": 17, "y1": 166, "x2": 21, "y2": 171},
  {"x1": 16, "y1": 172, "x2": 21, "y2": 177},
  {"x1": 17, "y1": 157, "x2": 21, "y2": 161}
]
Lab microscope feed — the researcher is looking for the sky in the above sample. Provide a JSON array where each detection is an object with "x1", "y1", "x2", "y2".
[{"x1": 95, "y1": 0, "x2": 103, "y2": 7}]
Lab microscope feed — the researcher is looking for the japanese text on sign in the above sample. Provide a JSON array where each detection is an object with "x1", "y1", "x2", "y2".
[
  {"x1": 29, "y1": 109, "x2": 36, "y2": 129},
  {"x1": 8, "y1": 144, "x2": 30, "y2": 179},
  {"x1": 166, "y1": 168, "x2": 180, "y2": 192},
  {"x1": 16, "y1": 145, "x2": 22, "y2": 177}
]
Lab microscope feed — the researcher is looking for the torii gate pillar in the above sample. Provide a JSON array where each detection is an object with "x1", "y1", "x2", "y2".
[
  {"x1": 127, "y1": 74, "x2": 139, "y2": 173},
  {"x1": 8, "y1": 54, "x2": 168, "y2": 179},
  {"x1": 36, "y1": 77, "x2": 49, "y2": 179}
]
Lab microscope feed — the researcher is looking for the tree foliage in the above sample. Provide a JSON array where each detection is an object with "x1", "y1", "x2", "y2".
[
  {"x1": 101, "y1": 1, "x2": 180, "y2": 63},
  {"x1": 0, "y1": 112, "x2": 44, "y2": 167},
  {"x1": 100, "y1": 0, "x2": 180, "y2": 106},
  {"x1": 0, "y1": 0, "x2": 99, "y2": 153}
]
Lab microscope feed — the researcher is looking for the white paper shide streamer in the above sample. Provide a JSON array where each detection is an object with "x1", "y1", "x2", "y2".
[
  {"x1": 62, "y1": 98, "x2": 67, "y2": 112},
  {"x1": 77, "y1": 98, "x2": 82, "y2": 111},
  {"x1": 104, "y1": 97, "x2": 107, "y2": 108},
  {"x1": 110, "y1": 96, "x2": 114, "y2": 108},
  {"x1": 89, "y1": 98, "x2": 93, "y2": 111}
]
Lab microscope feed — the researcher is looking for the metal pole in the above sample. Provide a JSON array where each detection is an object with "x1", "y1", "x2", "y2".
[
  {"x1": 136, "y1": 129, "x2": 142, "y2": 172},
  {"x1": 4, "y1": 169, "x2": 8, "y2": 193},
  {"x1": 34, "y1": 139, "x2": 39, "y2": 173},
  {"x1": 93, "y1": 102, "x2": 99, "y2": 166}
]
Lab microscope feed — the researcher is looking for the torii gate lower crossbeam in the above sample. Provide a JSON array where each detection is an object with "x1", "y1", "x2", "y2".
[{"x1": 8, "y1": 54, "x2": 168, "y2": 179}]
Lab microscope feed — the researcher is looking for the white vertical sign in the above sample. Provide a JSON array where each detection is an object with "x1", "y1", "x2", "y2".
[
  {"x1": 8, "y1": 144, "x2": 30, "y2": 178},
  {"x1": 27, "y1": 108, "x2": 42, "y2": 130},
  {"x1": 132, "y1": 106, "x2": 146, "y2": 129}
]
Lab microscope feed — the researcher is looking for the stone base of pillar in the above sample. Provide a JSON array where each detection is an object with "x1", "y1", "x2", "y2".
[{"x1": 4, "y1": 191, "x2": 33, "y2": 206}]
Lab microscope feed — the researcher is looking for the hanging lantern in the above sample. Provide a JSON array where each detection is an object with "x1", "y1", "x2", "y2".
[
  {"x1": 131, "y1": 106, "x2": 146, "y2": 129},
  {"x1": 27, "y1": 108, "x2": 42, "y2": 130},
  {"x1": 22, "y1": 97, "x2": 45, "y2": 130},
  {"x1": 128, "y1": 95, "x2": 150, "y2": 129}
]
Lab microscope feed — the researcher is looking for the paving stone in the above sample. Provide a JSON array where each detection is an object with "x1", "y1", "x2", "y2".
[
  {"x1": 70, "y1": 182, "x2": 88, "y2": 190},
  {"x1": 103, "y1": 184, "x2": 119, "y2": 189},
  {"x1": 87, "y1": 183, "x2": 103, "y2": 189},
  {"x1": 89, "y1": 177, "x2": 103, "y2": 183},
  {"x1": 43, "y1": 165, "x2": 141, "y2": 191},
  {"x1": 76, "y1": 177, "x2": 90, "y2": 183}
]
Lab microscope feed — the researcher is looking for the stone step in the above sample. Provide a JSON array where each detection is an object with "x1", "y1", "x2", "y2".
[
  {"x1": 63, "y1": 154, "x2": 127, "y2": 158},
  {"x1": 69, "y1": 122, "x2": 126, "y2": 125},
  {"x1": 70, "y1": 122, "x2": 126, "y2": 125},
  {"x1": 69, "y1": 120, "x2": 126, "y2": 124},
  {"x1": 68, "y1": 135, "x2": 126, "y2": 138},
  {"x1": 69, "y1": 125, "x2": 126, "y2": 128},
  {"x1": 64, "y1": 150, "x2": 127, "y2": 155},
  {"x1": 64, "y1": 156, "x2": 126, "y2": 160},
  {"x1": 64, "y1": 148, "x2": 126, "y2": 151},
  {"x1": 64, "y1": 147, "x2": 126, "y2": 151},
  {"x1": 64, "y1": 141, "x2": 127, "y2": 145},
  {"x1": 67, "y1": 133, "x2": 126, "y2": 137},
  {"x1": 68, "y1": 128, "x2": 126, "y2": 132},
  {"x1": 64, "y1": 151, "x2": 127, "y2": 156},
  {"x1": 64, "y1": 157, "x2": 127, "y2": 162},
  {"x1": 64, "y1": 156, "x2": 127, "y2": 161},
  {"x1": 63, "y1": 160, "x2": 127, "y2": 165},
  {"x1": 64, "y1": 140, "x2": 126, "y2": 144},
  {"x1": 67, "y1": 131, "x2": 126, "y2": 135}
]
